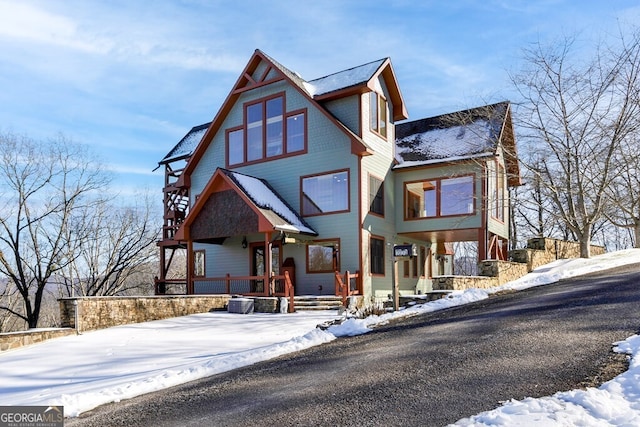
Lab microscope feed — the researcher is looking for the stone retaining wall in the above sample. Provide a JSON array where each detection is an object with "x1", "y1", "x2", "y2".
[
  {"x1": 59, "y1": 295, "x2": 232, "y2": 332},
  {"x1": 478, "y1": 260, "x2": 530, "y2": 286},
  {"x1": 509, "y1": 248, "x2": 556, "y2": 272},
  {"x1": 526, "y1": 237, "x2": 605, "y2": 258},
  {"x1": 434, "y1": 237, "x2": 607, "y2": 294},
  {"x1": 0, "y1": 328, "x2": 76, "y2": 352},
  {"x1": 432, "y1": 275, "x2": 498, "y2": 291}
]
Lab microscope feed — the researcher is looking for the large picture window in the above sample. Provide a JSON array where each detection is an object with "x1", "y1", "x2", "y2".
[
  {"x1": 302, "y1": 170, "x2": 349, "y2": 216},
  {"x1": 227, "y1": 93, "x2": 306, "y2": 166},
  {"x1": 307, "y1": 239, "x2": 339, "y2": 273},
  {"x1": 405, "y1": 175, "x2": 475, "y2": 219}
]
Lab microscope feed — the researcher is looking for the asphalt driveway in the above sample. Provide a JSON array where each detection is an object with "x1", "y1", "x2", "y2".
[{"x1": 69, "y1": 262, "x2": 640, "y2": 427}]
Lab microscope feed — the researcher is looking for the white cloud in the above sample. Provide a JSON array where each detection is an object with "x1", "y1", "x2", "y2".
[
  {"x1": 0, "y1": 1, "x2": 244, "y2": 73},
  {"x1": 0, "y1": 1, "x2": 113, "y2": 54}
]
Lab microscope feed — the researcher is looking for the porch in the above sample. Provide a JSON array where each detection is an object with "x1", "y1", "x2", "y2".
[{"x1": 155, "y1": 270, "x2": 362, "y2": 313}]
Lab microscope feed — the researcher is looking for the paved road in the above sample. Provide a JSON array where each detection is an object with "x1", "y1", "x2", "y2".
[{"x1": 68, "y1": 263, "x2": 640, "y2": 426}]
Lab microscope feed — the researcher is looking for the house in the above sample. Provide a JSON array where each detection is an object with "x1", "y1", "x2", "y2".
[{"x1": 155, "y1": 49, "x2": 521, "y2": 306}]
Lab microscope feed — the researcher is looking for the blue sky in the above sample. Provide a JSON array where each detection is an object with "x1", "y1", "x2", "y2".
[{"x1": 0, "y1": 0, "x2": 638, "y2": 201}]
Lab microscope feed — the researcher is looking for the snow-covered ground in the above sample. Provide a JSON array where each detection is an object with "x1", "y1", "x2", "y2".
[{"x1": 1, "y1": 249, "x2": 639, "y2": 425}]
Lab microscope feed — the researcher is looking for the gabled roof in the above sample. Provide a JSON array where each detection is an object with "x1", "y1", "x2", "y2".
[
  {"x1": 175, "y1": 168, "x2": 316, "y2": 241},
  {"x1": 222, "y1": 169, "x2": 317, "y2": 235},
  {"x1": 161, "y1": 50, "x2": 408, "y2": 178},
  {"x1": 307, "y1": 59, "x2": 386, "y2": 96},
  {"x1": 307, "y1": 58, "x2": 408, "y2": 121},
  {"x1": 394, "y1": 101, "x2": 521, "y2": 186},
  {"x1": 158, "y1": 122, "x2": 210, "y2": 165}
]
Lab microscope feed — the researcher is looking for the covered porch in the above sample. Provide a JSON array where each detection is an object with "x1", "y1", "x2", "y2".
[{"x1": 164, "y1": 167, "x2": 361, "y2": 309}]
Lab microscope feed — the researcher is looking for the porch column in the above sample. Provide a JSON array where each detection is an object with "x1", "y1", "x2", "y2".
[
  {"x1": 264, "y1": 232, "x2": 272, "y2": 296},
  {"x1": 478, "y1": 228, "x2": 487, "y2": 263},
  {"x1": 186, "y1": 240, "x2": 195, "y2": 294}
]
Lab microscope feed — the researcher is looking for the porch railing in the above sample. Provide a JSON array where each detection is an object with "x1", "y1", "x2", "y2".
[
  {"x1": 193, "y1": 271, "x2": 295, "y2": 313},
  {"x1": 335, "y1": 270, "x2": 361, "y2": 306}
]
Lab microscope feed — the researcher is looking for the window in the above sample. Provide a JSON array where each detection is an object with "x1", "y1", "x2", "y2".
[
  {"x1": 420, "y1": 246, "x2": 429, "y2": 278},
  {"x1": 247, "y1": 102, "x2": 263, "y2": 161},
  {"x1": 227, "y1": 128, "x2": 244, "y2": 165},
  {"x1": 194, "y1": 250, "x2": 205, "y2": 277},
  {"x1": 266, "y1": 97, "x2": 283, "y2": 157},
  {"x1": 441, "y1": 176, "x2": 474, "y2": 216},
  {"x1": 405, "y1": 175, "x2": 475, "y2": 219},
  {"x1": 307, "y1": 239, "x2": 339, "y2": 273},
  {"x1": 227, "y1": 93, "x2": 306, "y2": 166},
  {"x1": 370, "y1": 92, "x2": 388, "y2": 138},
  {"x1": 286, "y1": 113, "x2": 305, "y2": 153},
  {"x1": 369, "y1": 175, "x2": 384, "y2": 216},
  {"x1": 302, "y1": 170, "x2": 349, "y2": 216},
  {"x1": 370, "y1": 236, "x2": 385, "y2": 275},
  {"x1": 493, "y1": 163, "x2": 505, "y2": 221}
]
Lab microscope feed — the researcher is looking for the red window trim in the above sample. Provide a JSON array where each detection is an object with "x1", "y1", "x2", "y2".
[
  {"x1": 305, "y1": 238, "x2": 341, "y2": 274},
  {"x1": 491, "y1": 161, "x2": 506, "y2": 223},
  {"x1": 369, "y1": 92, "x2": 388, "y2": 140},
  {"x1": 226, "y1": 92, "x2": 308, "y2": 167},
  {"x1": 300, "y1": 169, "x2": 351, "y2": 217},
  {"x1": 404, "y1": 174, "x2": 476, "y2": 220}
]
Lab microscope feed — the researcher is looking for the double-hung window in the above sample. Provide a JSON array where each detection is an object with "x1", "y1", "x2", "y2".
[{"x1": 370, "y1": 92, "x2": 388, "y2": 139}]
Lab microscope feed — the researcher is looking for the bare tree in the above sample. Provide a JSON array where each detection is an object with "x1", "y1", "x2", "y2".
[
  {"x1": 57, "y1": 194, "x2": 160, "y2": 297},
  {"x1": 605, "y1": 136, "x2": 640, "y2": 247},
  {"x1": 511, "y1": 31, "x2": 640, "y2": 257},
  {"x1": 0, "y1": 132, "x2": 110, "y2": 328}
]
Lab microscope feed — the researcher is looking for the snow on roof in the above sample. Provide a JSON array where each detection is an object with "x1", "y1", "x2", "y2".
[
  {"x1": 394, "y1": 103, "x2": 507, "y2": 168},
  {"x1": 306, "y1": 58, "x2": 386, "y2": 96},
  {"x1": 223, "y1": 169, "x2": 317, "y2": 235},
  {"x1": 159, "y1": 122, "x2": 210, "y2": 164}
]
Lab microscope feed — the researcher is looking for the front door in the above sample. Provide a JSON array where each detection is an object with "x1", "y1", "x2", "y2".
[{"x1": 251, "y1": 243, "x2": 280, "y2": 293}]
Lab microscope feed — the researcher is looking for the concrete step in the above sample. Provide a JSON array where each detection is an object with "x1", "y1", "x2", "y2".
[{"x1": 294, "y1": 296, "x2": 344, "y2": 311}]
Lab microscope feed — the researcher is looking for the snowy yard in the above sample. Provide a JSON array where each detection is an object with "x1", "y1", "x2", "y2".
[{"x1": 1, "y1": 249, "x2": 640, "y2": 425}]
